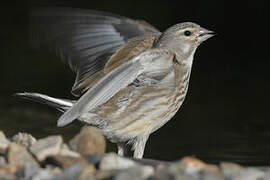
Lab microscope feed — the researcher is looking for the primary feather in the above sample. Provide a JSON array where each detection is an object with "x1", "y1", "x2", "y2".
[{"x1": 30, "y1": 7, "x2": 160, "y2": 96}]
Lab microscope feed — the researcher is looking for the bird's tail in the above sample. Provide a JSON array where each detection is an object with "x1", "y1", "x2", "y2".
[{"x1": 14, "y1": 92, "x2": 74, "y2": 112}]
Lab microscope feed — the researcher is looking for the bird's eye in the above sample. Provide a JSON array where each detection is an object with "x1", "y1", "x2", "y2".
[{"x1": 184, "y1": 30, "x2": 192, "y2": 36}]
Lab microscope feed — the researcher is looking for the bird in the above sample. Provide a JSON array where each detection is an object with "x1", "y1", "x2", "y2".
[{"x1": 15, "y1": 7, "x2": 215, "y2": 158}]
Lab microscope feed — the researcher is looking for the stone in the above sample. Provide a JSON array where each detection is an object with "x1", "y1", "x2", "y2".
[
  {"x1": 0, "y1": 173, "x2": 16, "y2": 180},
  {"x1": 0, "y1": 156, "x2": 6, "y2": 166},
  {"x1": 99, "y1": 153, "x2": 139, "y2": 170},
  {"x1": 132, "y1": 158, "x2": 170, "y2": 168},
  {"x1": 30, "y1": 135, "x2": 63, "y2": 161},
  {"x1": 30, "y1": 169, "x2": 54, "y2": 180},
  {"x1": 7, "y1": 143, "x2": 39, "y2": 168},
  {"x1": 220, "y1": 162, "x2": 243, "y2": 179},
  {"x1": 0, "y1": 131, "x2": 6, "y2": 139},
  {"x1": 165, "y1": 157, "x2": 222, "y2": 180},
  {"x1": 16, "y1": 163, "x2": 54, "y2": 180},
  {"x1": 0, "y1": 164, "x2": 20, "y2": 175},
  {"x1": 148, "y1": 167, "x2": 174, "y2": 180},
  {"x1": 17, "y1": 163, "x2": 41, "y2": 180},
  {"x1": 79, "y1": 164, "x2": 96, "y2": 179},
  {"x1": 264, "y1": 169, "x2": 270, "y2": 180},
  {"x1": 69, "y1": 126, "x2": 106, "y2": 155},
  {"x1": 114, "y1": 166, "x2": 154, "y2": 180},
  {"x1": 56, "y1": 164, "x2": 84, "y2": 180},
  {"x1": 45, "y1": 155, "x2": 91, "y2": 169},
  {"x1": 95, "y1": 169, "x2": 119, "y2": 180},
  {"x1": 238, "y1": 168, "x2": 265, "y2": 180},
  {"x1": 45, "y1": 165, "x2": 63, "y2": 176},
  {"x1": 84, "y1": 153, "x2": 105, "y2": 166},
  {"x1": 172, "y1": 156, "x2": 220, "y2": 174},
  {"x1": 220, "y1": 162, "x2": 266, "y2": 179},
  {"x1": 59, "y1": 143, "x2": 81, "y2": 158},
  {"x1": 12, "y1": 132, "x2": 36, "y2": 148},
  {"x1": 0, "y1": 137, "x2": 10, "y2": 154}
]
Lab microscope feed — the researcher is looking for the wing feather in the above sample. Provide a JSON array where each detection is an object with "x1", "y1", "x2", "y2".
[
  {"x1": 57, "y1": 57, "x2": 142, "y2": 127},
  {"x1": 30, "y1": 7, "x2": 160, "y2": 96},
  {"x1": 57, "y1": 49, "x2": 173, "y2": 127}
]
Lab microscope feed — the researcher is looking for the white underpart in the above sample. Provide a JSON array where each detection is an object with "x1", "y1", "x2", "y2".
[
  {"x1": 184, "y1": 49, "x2": 196, "y2": 68},
  {"x1": 182, "y1": 43, "x2": 191, "y2": 54}
]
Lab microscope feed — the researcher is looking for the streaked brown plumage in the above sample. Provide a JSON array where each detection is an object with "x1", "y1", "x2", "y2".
[{"x1": 16, "y1": 7, "x2": 215, "y2": 158}]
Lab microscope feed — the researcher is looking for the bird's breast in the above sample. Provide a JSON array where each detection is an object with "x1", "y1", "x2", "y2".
[{"x1": 95, "y1": 65, "x2": 191, "y2": 141}]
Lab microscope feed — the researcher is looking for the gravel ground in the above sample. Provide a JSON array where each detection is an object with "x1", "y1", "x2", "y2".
[{"x1": 0, "y1": 127, "x2": 269, "y2": 180}]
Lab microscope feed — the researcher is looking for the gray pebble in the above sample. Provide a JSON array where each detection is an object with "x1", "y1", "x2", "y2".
[
  {"x1": 0, "y1": 131, "x2": 6, "y2": 139},
  {"x1": 99, "y1": 153, "x2": 139, "y2": 170},
  {"x1": 0, "y1": 137, "x2": 10, "y2": 154},
  {"x1": 30, "y1": 136, "x2": 63, "y2": 162},
  {"x1": 113, "y1": 166, "x2": 154, "y2": 180},
  {"x1": 7, "y1": 143, "x2": 39, "y2": 168},
  {"x1": 12, "y1": 132, "x2": 36, "y2": 148}
]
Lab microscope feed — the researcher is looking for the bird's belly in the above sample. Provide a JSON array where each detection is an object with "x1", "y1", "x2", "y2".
[{"x1": 95, "y1": 83, "x2": 184, "y2": 142}]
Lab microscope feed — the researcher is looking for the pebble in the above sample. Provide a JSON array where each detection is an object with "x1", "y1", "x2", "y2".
[
  {"x1": 238, "y1": 168, "x2": 265, "y2": 180},
  {"x1": 30, "y1": 135, "x2": 63, "y2": 161},
  {"x1": 84, "y1": 153, "x2": 105, "y2": 166},
  {"x1": 220, "y1": 162, "x2": 266, "y2": 179},
  {"x1": 0, "y1": 131, "x2": 6, "y2": 139},
  {"x1": 94, "y1": 169, "x2": 119, "y2": 180},
  {"x1": 59, "y1": 143, "x2": 81, "y2": 158},
  {"x1": 12, "y1": 132, "x2": 36, "y2": 148},
  {"x1": 1, "y1": 129, "x2": 270, "y2": 180},
  {"x1": 79, "y1": 164, "x2": 96, "y2": 179},
  {"x1": 220, "y1": 162, "x2": 243, "y2": 178},
  {"x1": 132, "y1": 158, "x2": 170, "y2": 168},
  {"x1": 18, "y1": 163, "x2": 42, "y2": 179},
  {"x1": 69, "y1": 126, "x2": 106, "y2": 155},
  {"x1": 31, "y1": 170, "x2": 54, "y2": 180},
  {"x1": 7, "y1": 143, "x2": 39, "y2": 168},
  {"x1": 46, "y1": 155, "x2": 92, "y2": 169},
  {"x1": 264, "y1": 169, "x2": 270, "y2": 180},
  {"x1": 0, "y1": 137, "x2": 10, "y2": 154},
  {"x1": 0, "y1": 164, "x2": 20, "y2": 175},
  {"x1": 45, "y1": 165, "x2": 63, "y2": 176},
  {"x1": 0, "y1": 173, "x2": 16, "y2": 180},
  {"x1": 114, "y1": 166, "x2": 154, "y2": 180},
  {"x1": 99, "y1": 152, "x2": 139, "y2": 170},
  {"x1": 168, "y1": 157, "x2": 222, "y2": 180},
  {"x1": 0, "y1": 156, "x2": 6, "y2": 166},
  {"x1": 148, "y1": 167, "x2": 174, "y2": 180},
  {"x1": 56, "y1": 164, "x2": 84, "y2": 180},
  {"x1": 15, "y1": 163, "x2": 55, "y2": 180}
]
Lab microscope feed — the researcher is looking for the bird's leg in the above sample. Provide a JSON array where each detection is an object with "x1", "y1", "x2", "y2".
[
  {"x1": 133, "y1": 136, "x2": 149, "y2": 159},
  {"x1": 117, "y1": 142, "x2": 126, "y2": 156}
]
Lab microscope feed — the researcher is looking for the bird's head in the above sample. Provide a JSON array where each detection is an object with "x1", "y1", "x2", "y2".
[{"x1": 155, "y1": 22, "x2": 215, "y2": 65}]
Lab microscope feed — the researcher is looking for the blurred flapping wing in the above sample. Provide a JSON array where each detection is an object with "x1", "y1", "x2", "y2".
[{"x1": 30, "y1": 7, "x2": 160, "y2": 96}]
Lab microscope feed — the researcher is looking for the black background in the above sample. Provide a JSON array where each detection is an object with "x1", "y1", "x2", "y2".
[{"x1": 1, "y1": 0, "x2": 270, "y2": 165}]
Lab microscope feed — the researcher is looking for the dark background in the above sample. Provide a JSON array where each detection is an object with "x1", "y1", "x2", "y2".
[{"x1": 1, "y1": 0, "x2": 270, "y2": 165}]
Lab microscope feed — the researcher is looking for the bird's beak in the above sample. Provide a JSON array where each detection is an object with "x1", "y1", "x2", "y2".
[{"x1": 198, "y1": 27, "x2": 216, "y2": 42}]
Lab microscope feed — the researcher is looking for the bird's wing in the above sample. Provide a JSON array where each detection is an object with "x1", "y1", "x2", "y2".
[
  {"x1": 30, "y1": 7, "x2": 160, "y2": 96},
  {"x1": 72, "y1": 35, "x2": 157, "y2": 95},
  {"x1": 57, "y1": 48, "x2": 174, "y2": 127}
]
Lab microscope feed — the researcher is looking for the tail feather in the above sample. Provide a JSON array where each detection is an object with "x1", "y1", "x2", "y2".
[{"x1": 14, "y1": 92, "x2": 74, "y2": 112}]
